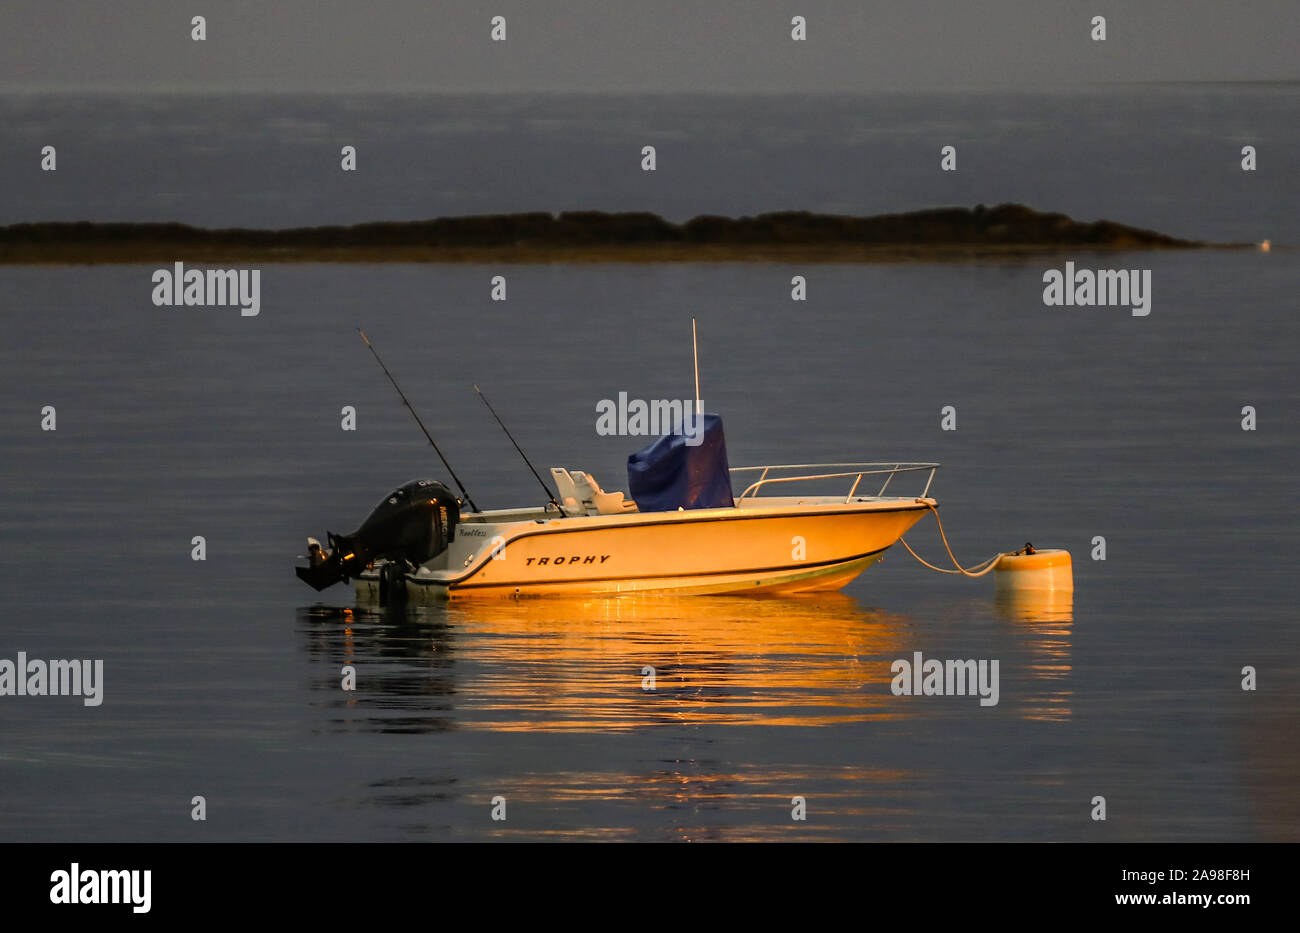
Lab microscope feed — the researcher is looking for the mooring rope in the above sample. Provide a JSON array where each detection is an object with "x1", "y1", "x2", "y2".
[{"x1": 898, "y1": 503, "x2": 1004, "y2": 577}]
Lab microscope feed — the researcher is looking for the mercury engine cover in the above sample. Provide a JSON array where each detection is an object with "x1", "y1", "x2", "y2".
[{"x1": 296, "y1": 480, "x2": 459, "y2": 591}]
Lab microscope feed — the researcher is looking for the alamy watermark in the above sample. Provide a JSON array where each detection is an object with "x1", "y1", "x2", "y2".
[
  {"x1": 50, "y1": 863, "x2": 150, "y2": 913},
  {"x1": 1042, "y1": 261, "x2": 1150, "y2": 316},
  {"x1": 0, "y1": 652, "x2": 103, "y2": 706},
  {"x1": 596, "y1": 393, "x2": 704, "y2": 446},
  {"x1": 152, "y1": 262, "x2": 260, "y2": 317},
  {"x1": 890, "y1": 651, "x2": 999, "y2": 707}
]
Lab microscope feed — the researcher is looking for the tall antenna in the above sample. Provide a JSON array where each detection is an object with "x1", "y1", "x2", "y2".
[{"x1": 692, "y1": 317, "x2": 702, "y2": 415}]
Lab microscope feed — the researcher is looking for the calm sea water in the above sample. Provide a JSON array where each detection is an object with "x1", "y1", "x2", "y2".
[{"x1": 1, "y1": 90, "x2": 1297, "y2": 841}]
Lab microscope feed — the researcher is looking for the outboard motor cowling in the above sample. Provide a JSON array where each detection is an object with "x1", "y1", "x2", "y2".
[{"x1": 296, "y1": 480, "x2": 459, "y2": 591}]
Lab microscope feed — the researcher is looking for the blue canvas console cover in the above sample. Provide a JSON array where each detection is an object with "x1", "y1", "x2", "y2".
[{"x1": 626, "y1": 413, "x2": 735, "y2": 512}]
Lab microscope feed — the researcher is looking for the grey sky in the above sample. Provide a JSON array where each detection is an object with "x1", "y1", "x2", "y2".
[{"x1": 2, "y1": 1, "x2": 1296, "y2": 93}]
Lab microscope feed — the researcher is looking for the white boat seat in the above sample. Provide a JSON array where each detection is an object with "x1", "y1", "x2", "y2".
[
  {"x1": 550, "y1": 467, "x2": 583, "y2": 516},
  {"x1": 551, "y1": 468, "x2": 638, "y2": 516},
  {"x1": 596, "y1": 491, "x2": 636, "y2": 514}
]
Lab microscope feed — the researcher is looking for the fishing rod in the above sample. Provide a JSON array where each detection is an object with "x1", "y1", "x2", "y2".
[
  {"x1": 473, "y1": 384, "x2": 563, "y2": 512},
  {"x1": 356, "y1": 328, "x2": 481, "y2": 513}
]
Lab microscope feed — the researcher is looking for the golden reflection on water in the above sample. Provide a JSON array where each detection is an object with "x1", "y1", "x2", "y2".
[
  {"x1": 301, "y1": 588, "x2": 1078, "y2": 734},
  {"x1": 444, "y1": 594, "x2": 910, "y2": 732},
  {"x1": 458, "y1": 765, "x2": 915, "y2": 842},
  {"x1": 995, "y1": 588, "x2": 1074, "y2": 722}
]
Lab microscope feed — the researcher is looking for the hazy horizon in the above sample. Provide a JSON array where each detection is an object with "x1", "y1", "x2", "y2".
[
  {"x1": 3, "y1": 1, "x2": 1297, "y2": 94},
  {"x1": 4, "y1": 80, "x2": 1300, "y2": 97}
]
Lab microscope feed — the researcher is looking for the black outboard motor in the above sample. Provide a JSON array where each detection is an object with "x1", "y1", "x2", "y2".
[{"x1": 296, "y1": 480, "x2": 459, "y2": 591}]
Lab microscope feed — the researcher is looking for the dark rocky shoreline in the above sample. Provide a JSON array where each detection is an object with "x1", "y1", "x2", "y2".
[{"x1": 0, "y1": 203, "x2": 1228, "y2": 264}]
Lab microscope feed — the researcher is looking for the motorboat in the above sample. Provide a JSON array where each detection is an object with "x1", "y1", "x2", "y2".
[{"x1": 296, "y1": 413, "x2": 940, "y2": 602}]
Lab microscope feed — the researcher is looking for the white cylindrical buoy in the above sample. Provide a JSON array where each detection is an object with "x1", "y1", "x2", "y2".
[{"x1": 994, "y1": 548, "x2": 1073, "y2": 592}]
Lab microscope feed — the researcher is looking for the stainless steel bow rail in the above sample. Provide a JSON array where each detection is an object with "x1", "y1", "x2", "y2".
[{"x1": 729, "y1": 462, "x2": 940, "y2": 503}]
